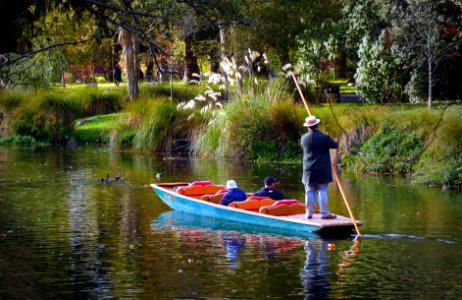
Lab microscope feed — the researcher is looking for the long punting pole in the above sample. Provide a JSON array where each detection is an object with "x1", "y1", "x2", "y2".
[{"x1": 290, "y1": 71, "x2": 361, "y2": 236}]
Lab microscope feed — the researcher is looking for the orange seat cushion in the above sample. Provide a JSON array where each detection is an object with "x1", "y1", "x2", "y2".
[
  {"x1": 201, "y1": 193, "x2": 225, "y2": 203},
  {"x1": 259, "y1": 200, "x2": 306, "y2": 216},
  {"x1": 229, "y1": 197, "x2": 275, "y2": 210},
  {"x1": 177, "y1": 185, "x2": 205, "y2": 196},
  {"x1": 203, "y1": 185, "x2": 226, "y2": 195}
]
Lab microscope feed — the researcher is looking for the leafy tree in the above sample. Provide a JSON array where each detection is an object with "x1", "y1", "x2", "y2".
[
  {"x1": 295, "y1": 0, "x2": 343, "y2": 90},
  {"x1": 390, "y1": 0, "x2": 462, "y2": 108},
  {"x1": 355, "y1": 34, "x2": 402, "y2": 103}
]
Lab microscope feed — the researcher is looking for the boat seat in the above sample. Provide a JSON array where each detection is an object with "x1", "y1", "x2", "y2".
[
  {"x1": 203, "y1": 185, "x2": 226, "y2": 195},
  {"x1": 229, "y1": 196, "x2": 275, "y2": 211},
  {"x1": 259, "y1": 199, "x2": 306, "y2": 216},
  {"x1": 189, "y1": 181, "x2": 214, "y2": 187},
  {"x1": 177, "y1": 184, "x2": 225, "y2": 197},
  {"x1": 201, "y1": 188, "x2": 227, "y2": 203}
]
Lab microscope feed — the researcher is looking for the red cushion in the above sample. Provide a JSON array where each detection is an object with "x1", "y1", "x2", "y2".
[
  {"x1": 246, "y1": 196, "x2": 273, "y2": 201},
  {"x1": 270, "y1": 199, "x2": 304, "y2": 207},
  {"x1": 189, "y1": 181, "x2": 214, "y2": 187}
]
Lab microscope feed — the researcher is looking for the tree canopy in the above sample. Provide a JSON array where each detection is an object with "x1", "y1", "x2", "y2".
[{"x1": 1, "y1": 0, "x2": 462, "y2": 104}]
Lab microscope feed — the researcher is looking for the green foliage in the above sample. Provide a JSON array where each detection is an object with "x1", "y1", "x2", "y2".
[
  {"x1": 139, "y1": 82, "x2": 207, "y2": 103},
  {"x1": 114, "y1": 130, "x2": 136, "y2": 147},
  {"x1": 131, "y1": 100, "x2": 178, "y2": 152},
  {"x1": 71, "y1": 88, "x2": 124, "y2": 116},
  {"x1": 11, "y1": 92, "x2": 80, "y2": 143},
  {"x1": 73, "y1": 113, "x2": 125, "y2": 144},
  {"x1": 355, "y1": 35, "x2": 402, "y2": 103},
  {"x1": 0, "y1": 89, "x2": 30, "y2": 110},
  {"x1": 0, "y1": 135, "x2": 43, "y2": 146},
  {"x1": 193, "y1": 79, "x2": 305, "y2": 160},
  {"x1": 415, "y1": 159, "x2": 462, "y2": 187},
  {"x1": 413, "y1": 106, "x2": 462, "y2": 186},
  {"x1": 346, "y1": 126, "x2": 424, "y2": 174},
  {"x1": 192, "y1": 110, "x2": 226, "y2": 157},
  {"x1": 7, "y1": 50, "x2": 67, "y2": 89}
]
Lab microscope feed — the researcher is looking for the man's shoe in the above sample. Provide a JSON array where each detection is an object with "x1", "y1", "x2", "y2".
[
  {"x1": 321, "y1": 214, "x2": 337, "y2": 220},
  {"x1": 306, "y1": 215, "x2": 313, "y2": 219}
]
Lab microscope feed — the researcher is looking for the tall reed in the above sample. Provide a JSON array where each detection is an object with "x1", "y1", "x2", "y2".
[{"x1": 130, "y1": 100, "x2": 178, "y2": 152}]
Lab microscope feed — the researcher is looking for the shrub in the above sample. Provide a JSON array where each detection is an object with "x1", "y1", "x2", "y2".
[
  {"x1": 11, "y1": 93, "x2": 80, "y2": 143},
  {"x1": 0, "y1": 135, "x2": 41, "y2": 146},
  {"x1": 347, "y1": 126, "x2": 424, "y2": 174},
  {"x1": 0, "y1": 89, "x2": 30, "y2": 110},
  {"x1": 70, "y1": 88, "x2": 124, "y2": 116}
]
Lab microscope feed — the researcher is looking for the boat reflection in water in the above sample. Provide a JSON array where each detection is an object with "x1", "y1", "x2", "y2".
[
  {"x1": 152, "y1": 210, "x2": 360, "y2": 296},
  {"x1": 153, "y1": 210, "x2": 324, "y2": 240},
  {"x1": 152, "y1": 210, "x2": 309, "y2": 265}
]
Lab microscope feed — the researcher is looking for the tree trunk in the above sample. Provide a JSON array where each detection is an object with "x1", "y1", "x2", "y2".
[
  {"x1": 335, "y1": 49, "x2": 347, "y2": 79},
  {"x1": 428, "y1": 57, "x2": 432, "y2": 109},
  {"x1": 230, "y1": 23, "x2": 242, "y2": 95},
  {"x1": 118, "y1": 28, "x2": 138, "y2": 100},
  {"x1": 183, "y1": 39, "x2": 200, "y2": 83},
  {"x1": 219, "y1": 22, "x2": 229, "y2": 98},
  {"x1": 209, "y1": 46, "x2": 220, "y2": 73}
]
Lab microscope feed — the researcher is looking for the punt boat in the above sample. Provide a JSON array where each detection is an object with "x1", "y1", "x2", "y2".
[{"x1": 150, "y1": 182, "x2": 361, "y2": 238}]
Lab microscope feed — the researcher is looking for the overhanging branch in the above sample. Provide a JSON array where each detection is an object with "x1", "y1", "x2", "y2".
[{"x1": 0, "y1": 39, "x2": 90, "y2": 68}]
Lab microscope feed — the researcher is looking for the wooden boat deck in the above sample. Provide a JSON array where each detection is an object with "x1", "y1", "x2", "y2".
[{"x1": 280, "y1": 213, "x2": 361, "y2": 228}]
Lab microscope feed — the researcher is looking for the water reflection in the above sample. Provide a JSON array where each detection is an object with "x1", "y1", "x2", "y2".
[
  {"x1": 222, "y1": 233, "x2": 245, "y2": 268},
  {"x1": 153, "y1": 210, "x2": 306, "y2": 263},
  {"x1": 300, "y1": 240, "x2": 331, "y2": 299},
  {"x1": 2, "y1": 147, "x2": 462, "y2": 299}
]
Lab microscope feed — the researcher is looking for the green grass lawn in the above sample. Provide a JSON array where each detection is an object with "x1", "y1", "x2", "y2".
[
  {"x1": 73, "y1": 113, "x2": 128, "y2": 144},
  {"x1": 328, "y1": 79, "x2": 357, "y2": 94}
]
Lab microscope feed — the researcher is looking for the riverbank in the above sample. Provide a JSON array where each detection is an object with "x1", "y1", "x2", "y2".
[{"x1": 1, "y1": 83, "x2": 461, "y2": 187}]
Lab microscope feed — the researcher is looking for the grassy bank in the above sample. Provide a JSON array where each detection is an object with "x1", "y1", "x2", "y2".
[{"x1": 1, "y1": 82, "x2": 461, "y2": 187}]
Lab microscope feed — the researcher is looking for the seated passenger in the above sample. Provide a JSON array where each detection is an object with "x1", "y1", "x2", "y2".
[
  {"x1": 219, "y1": 180, "x2": 246, "y2": 206},
  {"x1": 254, "y1": 176, "x2": 284, "y2": 200}
]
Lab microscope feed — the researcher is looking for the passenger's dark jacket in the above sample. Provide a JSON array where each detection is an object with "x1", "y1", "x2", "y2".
[
  {"x1": 301, "y1": 128, "x2": 338, "y2": 185},
  {"x1": 219, "y1": 188, "x2": 246, "y2": 206},
  {"x1": 254, "y1": 188, "x2": 284, "y2": 200}
]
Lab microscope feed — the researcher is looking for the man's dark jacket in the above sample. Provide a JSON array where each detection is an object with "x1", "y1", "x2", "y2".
[
  {"x1": 301, "y1": 128, "x2": 338, "y2": 185},
  {"x1": 254, "y1": 188, "x2": 284, "y2": 200}
]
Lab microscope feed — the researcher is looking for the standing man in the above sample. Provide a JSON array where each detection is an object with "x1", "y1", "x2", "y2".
[{"x1": 301, "y1": 116, "x2": 338, "y2": 220}]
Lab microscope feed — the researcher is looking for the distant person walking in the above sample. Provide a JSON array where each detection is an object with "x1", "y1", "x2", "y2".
[
  {"x1": 301, "y1": 116, "x2": 338, "y2": 220},
  {"x1": 113, "y1": 64, "x2": 122, "y2": 87}
]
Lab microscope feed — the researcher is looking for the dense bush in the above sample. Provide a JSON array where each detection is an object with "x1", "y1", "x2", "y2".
[
  {"x1": 345, "y1": 126, "x2": 424, "y2": 174},
  {"x1": 0, "y1": 135, "x2": 43, "y2": 146},
  {"x1": 11, "y1": 93, "x2": 80, "y2": 143}
]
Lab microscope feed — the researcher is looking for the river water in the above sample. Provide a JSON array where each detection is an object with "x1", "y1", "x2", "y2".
[{"x1": 0, "y1": 147, "x2": 461, "y2": 299}]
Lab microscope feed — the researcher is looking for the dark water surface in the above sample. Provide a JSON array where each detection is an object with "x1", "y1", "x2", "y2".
[{"x1": 1, "y1": 147, "x2": 461, "y2": 299}]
